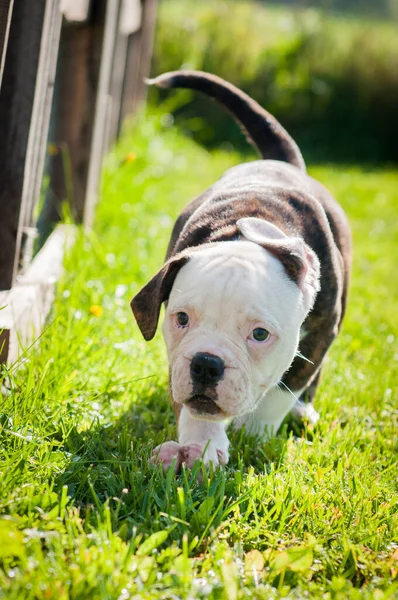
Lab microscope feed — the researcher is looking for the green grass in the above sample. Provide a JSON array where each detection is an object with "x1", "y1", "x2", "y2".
[{"x1": 0, "y1": 109, "x2": 397, "y2": 599}]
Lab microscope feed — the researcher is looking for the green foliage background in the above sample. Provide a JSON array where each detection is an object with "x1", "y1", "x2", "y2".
[
  {"x1": 272, "y1": 0, "x2": 397, "y2": 19},
  {"x1": 151, "y1": 0, "x2": 398, "y2": 163}
]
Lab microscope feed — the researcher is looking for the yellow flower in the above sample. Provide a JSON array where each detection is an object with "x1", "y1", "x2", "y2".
[
  {"x1": 47, "y1": 143, "x2": 59, "y2": 156},
  {"x1": 89, "y1": 305, "x2": 103, "y2": 317},
  {"x1": 124, "y1": 152, "x2": 136, "y2": 163}
]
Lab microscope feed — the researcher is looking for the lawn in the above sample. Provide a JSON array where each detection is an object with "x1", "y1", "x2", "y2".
[{"x1": 0, "y1": 109, "x2": 397, "y2": 599}]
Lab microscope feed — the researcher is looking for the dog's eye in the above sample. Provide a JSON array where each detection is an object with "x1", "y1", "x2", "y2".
[
  {"x1": 176, "y1": 312, "x2": 189, "y2": 327},
  {"x1": 251, "y1": 327, "x2": 270, "y2": 342}
]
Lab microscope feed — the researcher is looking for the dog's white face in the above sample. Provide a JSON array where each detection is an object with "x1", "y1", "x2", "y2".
[{"x1": 162, "y1": 234, "x2": 318, "y2": 421}]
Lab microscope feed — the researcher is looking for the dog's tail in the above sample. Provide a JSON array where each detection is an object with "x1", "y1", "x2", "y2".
[{"x1": 146, "y1": 70, "x2": 306, "y2": 172}]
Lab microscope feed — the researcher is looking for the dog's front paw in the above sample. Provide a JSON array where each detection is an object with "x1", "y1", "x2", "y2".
[
  {"x1": 291, "y1": 401, "x2": 320, "y2": 425},
  {"x1": 151, "y1": 441, "x2": 181, "y2": 470},
  {"x1": 179, "y1": 442, "x2": 228, "y2": 468},
  {"x1": 151, "y1": 441, "x2": 228, "y2": 472}
]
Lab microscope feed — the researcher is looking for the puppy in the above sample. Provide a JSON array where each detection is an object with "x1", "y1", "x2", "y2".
[{"x1": 131, "y1": 71, "x2": 351, "y2": 471}]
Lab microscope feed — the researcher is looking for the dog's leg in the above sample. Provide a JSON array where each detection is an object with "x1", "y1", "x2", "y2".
[
  {"x1": 234, "y1": 385, "x2": 298, "y2": 437},
  {"x1": 290, "y1": 400, "x2": 320, "y2": 425},
  {"x1": 284, "y1": 326, "x2": 338, "y2": 426},
  {"x1": 290, "y1": 371, "x2": 321, "y2": 425},
  {"x1": 151, "y1": 406, "x2": 229, "y2": 471}
]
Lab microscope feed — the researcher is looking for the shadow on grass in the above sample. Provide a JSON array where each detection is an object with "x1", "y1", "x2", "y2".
[
  {"x1": 56, "y1": 383, "x2": 176, "y2": 503},
  {"x1": 53, "y1": 382, "x2": 315, "y2": 544}
]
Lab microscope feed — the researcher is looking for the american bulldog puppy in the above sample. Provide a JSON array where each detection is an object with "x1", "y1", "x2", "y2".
[{"x1": 131, "y1": 71, "x2": 351, "y2": 471}]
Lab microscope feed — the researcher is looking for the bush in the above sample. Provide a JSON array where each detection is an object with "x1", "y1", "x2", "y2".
[{"x1": 151, "y1": 0, "x2": 398, "y2": 163}]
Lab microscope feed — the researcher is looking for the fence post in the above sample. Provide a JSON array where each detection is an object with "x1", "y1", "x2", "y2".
[
  {"x1": 38, "y1": 0, "x2": 122, "y2": 236},
  {"x1": 0, "y1": 0, "x2": 14, "y2": 88},
  {"x1": 83, "y1": 0, "x2": 121, "y2": 228},
  {"x1": 18, "y1": 0, "x2": 63, "y2": 272},
  {"x1": 0, "y1": 0, "x2": 60, "y2": 291},
  {"x1": 120, "y1": 0, "x2": 158, "y2": 124},
  {"x1": 0, "y1": 0, "x2": 158, "y2": 364}
]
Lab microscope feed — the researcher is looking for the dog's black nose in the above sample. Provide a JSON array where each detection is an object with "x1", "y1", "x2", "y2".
[{"x1": 190, "y1": 352, "x2": 225, "y2": 385}]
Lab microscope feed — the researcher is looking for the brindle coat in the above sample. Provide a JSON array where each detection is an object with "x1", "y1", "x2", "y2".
[{"x1": 132, "y1": 71, "x2": 352, "y2": 416}]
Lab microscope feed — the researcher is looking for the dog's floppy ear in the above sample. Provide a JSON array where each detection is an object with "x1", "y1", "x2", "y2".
[
  {"x1": 237, "y1": 217, "x2": 320, "y2": 308},
  {"x1": 131, "y1": 253, "x2": 190, "y2": 341}
]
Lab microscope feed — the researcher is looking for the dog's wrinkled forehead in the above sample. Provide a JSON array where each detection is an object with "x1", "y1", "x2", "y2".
[
  {"x1": 173, "y1": 241, "x2": 272, "y2": 288},
  {"x1": 132, "y1": 218, "x2": 319, "y2": 341},
  {"x1": 168, "y1": 241, "x2": 299, "y2": 328}
]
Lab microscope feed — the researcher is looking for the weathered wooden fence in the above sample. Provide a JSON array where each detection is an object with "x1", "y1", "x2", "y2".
[{"x1": 0, "y1": 0, "x2": 157, "y2": 363}]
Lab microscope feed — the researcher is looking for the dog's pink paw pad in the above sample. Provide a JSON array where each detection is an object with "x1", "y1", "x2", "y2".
[
  {"x1": 151, "y1": 441, "x2": 181, "y2": 470},
  {"x1": 216, "y1": 448, "x2": 228, "y2": 465},
  {"x1": 151, "y1": 441, "x2": 228, "y2": 473},
  {"x1": 177, "y1": 443, "x2": 205, "y2": 468}
]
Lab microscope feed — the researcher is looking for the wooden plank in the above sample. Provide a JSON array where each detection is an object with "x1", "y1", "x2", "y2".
[
  {"x1": 120, "y1": 0, "x2": 142, "y2": 36},
  {"x1": 110, "y1": 0, "x2": 142, "y2": 141},
  {"x1": 38, "y1": 0, "x2": 108, "y2": 237},
  {"x1": 119, "y1": 28, "x2": 142, "y2": 126},
  {"x1": 109, "y1": 0, "x2": 142, "y2": 140},
  {"x1": 61, "y1": 0, "x2": 90, "y2": 22},
  {"x1": 108, "y1": 8, "x2": 129, "y2": 144},
  {"x1": 0, "y1": 0, "x2": 14, "y2": 89},
  {"x1": 18, "y1": 0, "x2": 63, "y2": 272},
  {"x1": 38, "y1": 0, "x2": 157, "y2": 239},
  {"x1": 0, "y1": 0, "x2": 48, "y2": 290},
  {"x1": 0, "y1": 225, "x2": 76, "y2": 364},
  {"x1": 83, "y1": 0, "x2": 121, "y2": 229},
  {"x1": 131, "y1": 0, "x2": 157, "y2": 111},
  {"x1": 120, "y1": 0, "x2": 157, "y2": 125}
]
